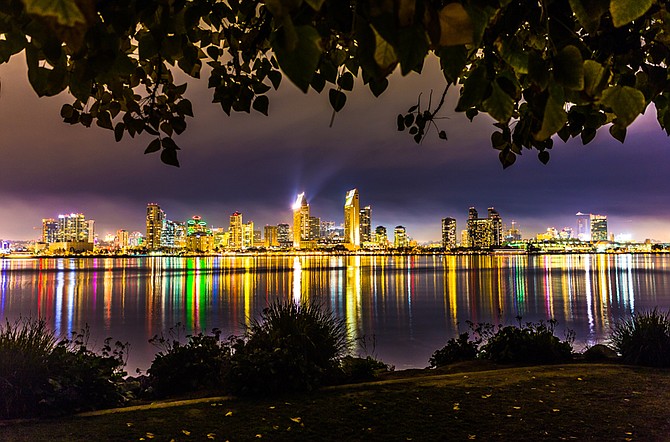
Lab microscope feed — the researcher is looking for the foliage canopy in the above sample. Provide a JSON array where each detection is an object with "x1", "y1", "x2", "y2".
[{"x1": 1, "y1": 0, "x2": 668, "y2": 167}]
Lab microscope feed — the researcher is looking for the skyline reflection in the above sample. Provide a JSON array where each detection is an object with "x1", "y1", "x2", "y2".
[{"x1": 1, "y1": 254, "x2": 669, "y2": 371}]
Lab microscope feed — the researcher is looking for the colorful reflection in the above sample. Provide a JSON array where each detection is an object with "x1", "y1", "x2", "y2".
[{"x1": 1, "y1": 254, "x2": 670, "y2": 371}]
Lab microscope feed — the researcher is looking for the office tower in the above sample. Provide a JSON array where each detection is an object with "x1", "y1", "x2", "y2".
[
  {"x1": 441, "y1": 217, "x2": 457, "y2": 249},
  {"x1": 242, "y1": 221, "x2": 254, "y2": 248},
  {"x1": 186, "y1": 215, "x2": 213, "y2": 252},
  {"x1": 375, "y1": 226, "x2": 387, "y2": 247},
  {"x1": 86, "y1": 220, "x2": 95, "y2": 243},
  {"x1": 229, "y1": 211, "x2": 243, "y2": 249},
  {"x1": 57, "y1": 213, "x2": 90, "y2": 243},
  {"x1": 174, "y1": 222, "x2": 187, "y2": 248},
  {"x1": 264, "y1": 225, "x2": 278, "y2": 247},
  {"x1": 344, "y1": 188, "x2": 360, "y2": 249},
  {"x1": 320, "y1": 220, "x2": 335, "y2": 239},
  {"x1": 506, "y1": 220, "x2": 522, "y2": 241},
  {"x1": 576, "y1": 212, "x2": 590, "y2": 241},
  {"x1": 488, "y1": 207, "x2": 503, "y2": 246},
  {"x1": 277, "y1": 223, "x2": 291, "y2": 248},
  {"x1": 253, "y1": 230, "x2": 262, "y2": 244},
  {"x1": 129, "y1": 231, "x2": 144, "y2": 247},
  {"x1": 360, "y1": 206, "x2": 371, "y2": 243},
  {"x1": 394, "y1": 225, "x2": 409, "y2": 248},
  {"x1": 461, "y1": 229, "x2": 470, "y2": 247},
  {"x1": 146, "y1": 203, "x2": 164, "y2": 249},
  {"x1": 292, "y1": 192, "x2": 310, "y2": 248},
  {"x1": 116, "y1": 229, "x2": 129, "y2": 249},
  {"x1": 466, "y1": 207, "x2": 503, "y2": 248},
  {"x1": 590, "y1": 214, "x2": 608, "y2": 241},
  {"x1": 309, "y1": 216, "x2": 321, "y2": 240},
  {"x1": 161, "y1": 219, "x2": 177, "y2": 248},
  {"x1": 42, "y1": 218, "x2": 58, "y2": 243},
  {"x1": 212, "y1": 227, "x2": 229, "y2": 249}
]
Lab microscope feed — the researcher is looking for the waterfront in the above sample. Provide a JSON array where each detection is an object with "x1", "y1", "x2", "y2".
[{"x1": 2, "y1": 254, "x2": 670, "y2": 372}]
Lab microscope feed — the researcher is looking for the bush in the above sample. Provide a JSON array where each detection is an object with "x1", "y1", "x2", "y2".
[
  {"x1": 228, "y1": 301, "x2": 349, "y2": 396},
  {"x1": 610, "y1": 309, "x2": 670, "y2": 367},
  {"x1": 429, "y1": 332, "x2": 479, "y2": 368},
  {"x1": 480, "y1": 319, "x2": 574, "y2": 364},
  {"x1": 0, "y1": 319, "x2": 127, "y2": 418},
  {"x1": 338, "y1": 355, "x2": 393, "y2": 383},
  {"x1": 148, "y1": 325, "x2": 232, "y2": 397}
]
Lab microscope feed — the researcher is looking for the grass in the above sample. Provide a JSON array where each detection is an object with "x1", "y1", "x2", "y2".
[{"x1": 2, "y1": 363, "x2": 669, "y2": 441}]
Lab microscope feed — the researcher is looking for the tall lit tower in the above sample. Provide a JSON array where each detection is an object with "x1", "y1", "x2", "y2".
[
  {"x1": 590, "y1": 214, "x2": 608, "y2": 241},
  {"x1": 57, "y1": 213, "x2": 89, "y2": 243},
  {"x1": 360, "y1": 206, "x2": 371, "y2": 243},
  {"x1": 229, "y1": 211, "x2": 243, "y2": 249},
  {"x1": 42, "y1": 218, "x2": 58, "y2": 243},
  {"x1": 441, "y1": 217, "x2": 457, "y2": 249},
  {"x1": 292, "y1": 193, "x2": 310, "y2": 248},
  {"x1": 488, "y1": 207, "x2": 503, "y2": 246},
  {"x1": 576, "y1": 212, "x2": 590, "y2": 241},
  {"x1": 146, "y1": 203, "x2": 164, "y2": 249},
  {"x1": 344, "y1": 189, "x2": 360, "y2": 249}
]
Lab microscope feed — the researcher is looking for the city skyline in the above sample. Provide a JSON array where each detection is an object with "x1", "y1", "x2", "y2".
[{"x1": 2, "y1": 56, "x2": 670, "y2": 242}]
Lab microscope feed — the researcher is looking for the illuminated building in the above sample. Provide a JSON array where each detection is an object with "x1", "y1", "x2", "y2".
[
  {"x1": 253, "y1": 230, "x2": 262, "y2": 244},
  {"x1": 505, "y1": 220, "x2": 522, "y2": 241},
  {"x1": 309, "y1": 216, "x2": 321, "y2": 241},
  {"x1": 129, "y1": 231, "x2": 144, "y2": 247},
  {"x1": 42, "y1": 218, "x2": 58, "y2": 243},
  {"x1": 174, "y1": 222, "x2": 187, "y2": 248},
  {"x1": 146, "y1": 203, "x2": 164, "y2": 249},
  {"x1": 466, "y1": 207, "x2": 503, "y2": 248},
  {"x1": 229, "y1": 212, "x2": 243, "y2": 249},
  {"x1": 116, "y1": 229, "x2": 129, "y2": 249},
  {"x1": 186, "y1": 215, "x2": 213, "y2": 252},
  {"x1": 242, "y1": 221, "x2": 254, "y2": 248},
  {"x1": 441, "y1": 217, "x2": 457, "y2": 249},
  {"x1": 213, "y1": 228, "x2": 229, "y2": 249},
  {"x1": 394, "y1": 226, "x2": 409, "y2": 248},
  {"x1": 590, "y1": 214, "x2": 608, "y2": 241},
  {"x1": 375, "y1": 226, "x2": 387, "y2": 247},
  {"x1": 57, "y1": 213, "x2": 90, "y2": 243},
  {"x1": 277, "y1": 223, "x2": 291, "y2": 248},
  {"x1": 461, "y1": 229, "x2": 469, "y2": 247},
  {"x1": 360, "y1": 206, "x2": 371, "y2": 243},
  {"x1": 576, "y1": 212, "x2": 590, "y2": 241},
  {"x1": 292, "y1": 192, "x2": 310, "y2": 248},
  {"x1": 344, "y1": 189, "x2": 360, "y2": 250},
  {"x1": 264, "y1": 225, "x2": 278, "y2": 247}
]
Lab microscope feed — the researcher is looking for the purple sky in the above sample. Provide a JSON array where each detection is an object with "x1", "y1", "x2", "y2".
[{"x1": 1, "y1": 54, "x2": 669, "y2": 242}]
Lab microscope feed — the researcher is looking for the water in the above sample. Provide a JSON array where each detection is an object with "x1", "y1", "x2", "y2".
[{"x1": 1, "y1": 254, "x2": 670, "y2": 372}]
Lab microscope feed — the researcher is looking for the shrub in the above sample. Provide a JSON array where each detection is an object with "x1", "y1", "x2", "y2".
[
  {"x1": 479, "y1": 319, "x2": 574, "y2": 364},
  {"x1": 429, "y1": 332, "x2": 479, "y2": 368},
  {"x1": 0, "y1": 319, "x2": 127, "y2": 418},
  {"x1": 610, "y1": 309, "x2": 670, "y2": 367},
  {"x1": 228, "y1": 301, "x2": 349, "y2": 396},
  {"x1": 148, "y1": 325, "x2": 232, "y2": 397},
  {"x1": 338, "y1": 355, "x2": 393, "y2": 383}
]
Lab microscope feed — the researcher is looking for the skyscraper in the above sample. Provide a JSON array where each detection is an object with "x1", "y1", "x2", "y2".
[
  {"x1": 360, "y1": 206, "x2": 371, "y2": 243},
  {"x1": 466, "y1": 207, "x2": 502, "y2": 248},
  {"x1": 277, "y1": 223, "x2": 291, "y2": 248},
  {"x1": 292, "y1": 193, "x2": 310, "y2": 248},
  {"x1": 488, "y1": 207, "x2": 503, "y2": 246},
  {"x1": 576, "y1": 212, "x2": 590, "y2": 241},
  {"x1": 146, "y1": 203, "x2": 164, "y2": 249},
  {"x1": 375, "y1": 226, "x2": 387, "y2": 247},
  {"x1": 229, "y1": 211, "x2": 243, "y2": 249},
  {"x1": 41, "y1": 218, "x2": 58, "y2": 243},
  {"x1": 394, "y1": 226, "x2": 409, "y2": 248},
  {"x1": 441, "y1": 217, "x2": 457, "y2": 249},
  {"x1": 57, "y1": 213, "x2": 90, "y2": 243},
  {"x1": 242, "y1": 221, "x2": 254, "y2": 248},
  {"x1": 590, "y1": 214, "x2": 608, "y2": 241},
  {"x1": 264, "y1": 225, "x2": 278, "y2": 247},
  {"x1": 344, "y1": 188, "x2": 360, "y2": 249}
]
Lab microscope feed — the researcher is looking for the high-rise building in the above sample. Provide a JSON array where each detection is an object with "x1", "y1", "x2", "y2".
[
  {"x1": 116, "y1": 229, "x2": 129, "y2": 249},
  {"x1": 590, "y1": 214, "x2": 608, "y2": 241},
  {"x1": 466, "y1": 207, "x2": 503, "y2": 248},
  {"x1": 229, "y1": 212, "x2": 243, "y2": 249},
  {"x1": 277, "y1": 223, "x2": 291, "y2": 248},
  {"x1": 264, "y1": 225, "x2": 278, "y2": 247},
  {"x1": 161, "y1": 219, "x2": 177, "y2": 248},
  {"x1": 461, "y1": 229, "x2": 470, "y2": 247},
  {"x1": 394, "y1": 225, "x2": 409, "y2": 248},
  {"x1": 576, "y1": 212, "x2": 590, "y2": 241},
  {"x1": 42, "y1": 218, "x2": 58, "y2": 243},
  {"x1": 146, "y1": 203, "x2": 164, "y2": 249},
  {"x1": 360, "y1": 206, "x2": 371, "y2": 243},
  {"x1": 57, "y1": 213, "x2": 90, "y2": 243},
  {"x1": 242, "y1": 221, "x2": 254, "y2": 248},
  {"x1": 441, "y1": 217, "x2": 457, "y2": 249},
  {"x1": 309, "y1": 216, "x2": 321, "y2": 241},
  {"x1": 344, "y1": 189, "x2": 360, "y2": 249},
  {"x1": 186, "y1": 215, "x2": 213, "y2": 252},
  {"x1": 292, "y1": 192, "x2": 310, "y2": 248},
  {"x1": 375, "y1": 226, "x2": 388, "y2": 247},
  {"x1": 506, "y1": 220, "x2": 522, "y2": 241}
]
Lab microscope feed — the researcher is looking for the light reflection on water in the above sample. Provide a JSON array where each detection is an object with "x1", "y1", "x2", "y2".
[{"x1": 2, "y1": 254, "x2": 670, "y2": 371}]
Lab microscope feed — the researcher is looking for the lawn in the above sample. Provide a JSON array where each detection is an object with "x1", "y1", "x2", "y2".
[{"x1": 2, "y1": 363, "x2": 669, "y2": 441}]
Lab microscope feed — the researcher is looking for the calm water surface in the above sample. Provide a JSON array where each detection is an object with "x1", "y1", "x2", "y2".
[{"x1": 2, "y1": 254, "x2": 670, "y2": 371}]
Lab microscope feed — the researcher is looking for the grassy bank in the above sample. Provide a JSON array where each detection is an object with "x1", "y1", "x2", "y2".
[{"x1": 2, "y1": 363, "x2": 669, "y2": 441}]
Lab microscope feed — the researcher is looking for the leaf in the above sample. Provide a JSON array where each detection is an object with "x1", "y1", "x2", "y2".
[
  {"x1": 304, "y1": 0, "x2": 324, "y2": 10},
  {"x1": 272, "y1": 25, "x2": 322, "y2": 92},
  {"x1": 114, "y1": 122, "x2": 125, "y2": 142},
  {"x1": 373, "y1": 28, "x2": 398, "y2": 74},
  {"x1": 455, "y1": 65, "x2": 487, "y2": 111},
  {"x1": 437, "y1": 45, "x2": 467, "y2": 84},
  {"x1": 396, "y1": 25, "x2": 429, "y2": 75},
  {"x1": 144, "y1": 138, "x2": 161, "y2": 154},
  {"x1": 569, "y1": 0, "x2": 609, "y2": 34},
  {"x1": 252, "y1": 95, "x2": 270, "y2": 115},
  {"x1": 161, "y1": 146, "x2": 180, "y2": 167},
  {"x1": 583, "y1": 60, "x2": 609, "y2": 98},
  {"x1": 369, "y1": 77, "x2": 388, "y2": 97},
  {"x1": 554, "y1": 45, "x2": 584, "y2": 91},
  {"x1": 535, "y1": 90, "x2": 568, "y2": 141},
  {"x1": 439, "y1": 130, "x2": 448, "y2": 140},
  {"x1": 337, "y1": 72, "x2": 354, "y2": 91},
  {"x1": 22, "y1": 0, "x2": 86, "y2": 27},
  {"x1": 610, "y1": 0, "x2": 653, "y2": 28},
  {"x1": 499, "y1": 149, "x2": 516, "y2": 168},
  {"x1": 610, "y1": 123, "x2": 627, "y2": 142},
  {"x1": 600, "y1": 85, "x2": 646, "y2": 127},
  {"x1": 438, "y1": 3, "x2": 474, "y2": 46},
  {"x1": 482, "y1": 81, "x2": 514, "y2": 123},
  {"x1": 538, "y1": 150, "x2": 550, "y2": 164},
  {"x1": 329, "y1": 88, "x2": 346, "y2": 112}
]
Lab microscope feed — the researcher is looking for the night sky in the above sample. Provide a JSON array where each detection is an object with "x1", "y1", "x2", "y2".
[{"x1": 1, "y1": 54, "x2": 670, "y2": 242}]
